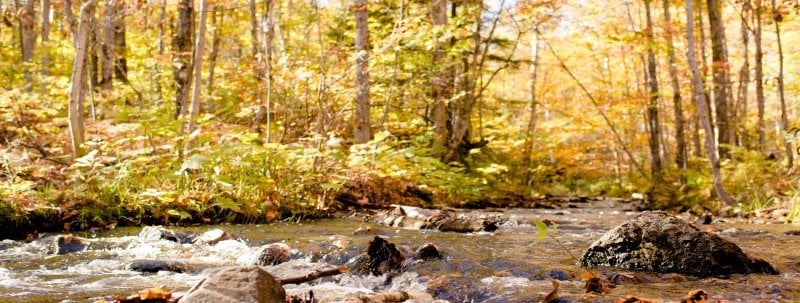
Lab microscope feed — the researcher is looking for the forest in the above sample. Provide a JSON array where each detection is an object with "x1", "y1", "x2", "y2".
[{"x1": 1, "y1": 0, "x2": 799, "y2": 232}]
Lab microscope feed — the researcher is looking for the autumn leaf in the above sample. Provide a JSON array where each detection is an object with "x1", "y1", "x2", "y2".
[
  {"x1": 679, "y1": 289, "x2": 708, "y2": 303},
  {"x1": 543, "y1": 280, "x2": 559, "y2": 303},
  {"x1": 138, "y1": 286, "x2": 171, "y2": 300}
]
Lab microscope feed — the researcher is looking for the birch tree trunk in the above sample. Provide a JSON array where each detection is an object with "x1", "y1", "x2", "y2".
[
  {"x1": 184, "y1": 0, "x2": 210, "y2": 155},
  {"x1": 68, "y1": 0, "x2": 98, "y2": 158},
  {"x1": 522, "y1": 29, "x2": 540, "y2": 185},
  {"x1": 353, "y1": 0, "x2": 371, "y2": 143},
  {"x1": 685, "y1": 0, "x2": 733, "y2": 205}
]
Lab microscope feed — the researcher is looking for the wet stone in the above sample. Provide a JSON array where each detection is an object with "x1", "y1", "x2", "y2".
[
  {"x1": 54, "y1": 235, "x2": 89, "y2": 255},
  {"x1": 194, "y1": 228, "x2": 236, "y2": 245},
  {"x1": 179, "y1": 266, "x2": 286, "y2": 303},
  {"x1": 415, "y1": 243, "x2": 444, "y2": 261},
  {"x1": 127, "y1": 259, "x2": 189, "y2": 273},
  {"x1": 784, "y1": 230, "x2": 800, "y2": 236},
  {"x1": 352, "y1": 236, "x2": 405, "y2": 275},
  {"x1": 253, "y1": 243, "x2": 292, "y2": 266},
  {"x1": 580, "y1": 211, "x2": 779, "y2": 277},
  {"x1": 139, "y1": 226, "x2": 195, "y2": 244}
]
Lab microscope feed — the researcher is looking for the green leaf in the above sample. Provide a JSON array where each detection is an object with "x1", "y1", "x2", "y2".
[
  {"x1": 167, "y1": 209, "x2": 192, "y2": 220},
  {"x1": 177, "y1": 154, "x2": 210, "y2": 174},
  {"x1": 533, "y1": 219, "x2": 548, "y2": 240}
]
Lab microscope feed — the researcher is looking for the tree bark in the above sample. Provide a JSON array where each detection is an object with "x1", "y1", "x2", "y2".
[
  {"x1": 206, "y1": 9, "x2": 223, "y2": 93},
  {"x1": 772, "y1": 0, "x2": 792, "y2": 167},
  {"x1": 173, "y1": 0, "x2": 194, "y2": 119},
  {"x1": 40, "y1": 0, "x2": 51, "y2": 92},
  {"x1": 68, "y1": 0, "x2": 98, "y2": 158},
  {"x1": 100, "y1": 0, "x2": 117, "y2": 90},
  {"x1": 113, "y1": 2, "x2": 127, "y2": 83},
  {"x1": 353, "y1": 0, "x2": 371, "y2": 143},
  {"x1": 184, "y1": 0, "x2": 210, "y2": 154},
  {"x1": 522, "y1": 29, "x2": 540, "y2": 185},
  {"x1": 261, "y1": 0, "x2": 276, "y2": 142},
  {"x1": 706, "y1": 0, "x2": 731, "y2": 158},
  {"x1": 754, "y1": 1, "x2": 765, "y2": 151},
  {"x1": 685, "y1": 0, "x2": 733, "y2": 205},
  {"x1": 735, "y1": 3, "x2": 750, "y2": 148},
  {"x1": 430, "y1": 0, "x2": 448, "y2": 151},
  {"x1": 644, "y1": 0, "x2": 662, "y2": 181},
  {"x1": 19, "y1": 0, "x2": 36, "y2": 92},
  {"x1": 662, "y1": 0, "x2": 686, "y2": 172},
  {"x1": 155, "y1": 0, "x2": 166, "y2": 105}
]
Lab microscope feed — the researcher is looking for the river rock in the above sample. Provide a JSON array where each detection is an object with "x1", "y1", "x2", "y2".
[
  {"x1": 54, "y1": 235, "x2": 89, "y2": 255},
  {"x1": 415, "y1": 243, "x2": 443, "y2": 261},
  {"x1": 179, "y1": 266, "x2": 285, "y2": 303},
  {"x1": 352, "y1": 236, "x2": 405, "y2": 275},
  {"x1": 127, "y1": 259, "x2": 189, "y2": 273},
  {"x1": 194, "y1": 229, "x2": 237, "y2": 245},
  {"x1": 579, "y1": 211, "x2": 779, "y2": 277},
  {"x1": 139, "y1": 226, "x2": 195, "y2": 244},
  {"x1": 251, "y1": 243, "x2": 292, "y2": 266}
]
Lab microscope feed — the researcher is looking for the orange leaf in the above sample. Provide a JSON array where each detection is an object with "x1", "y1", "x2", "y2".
[{"x1": 138, "y1": 286, "x2": 172, "y2": 300}]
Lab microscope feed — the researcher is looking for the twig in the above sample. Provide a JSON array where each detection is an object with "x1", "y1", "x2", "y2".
[{"x1": 278, "y1": 266, "x2": 349, "y2": 285}]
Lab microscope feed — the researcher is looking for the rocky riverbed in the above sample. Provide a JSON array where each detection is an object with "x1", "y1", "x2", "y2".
[{"x1": 0, "y1": 199, "x2": 798, "y2": 302}]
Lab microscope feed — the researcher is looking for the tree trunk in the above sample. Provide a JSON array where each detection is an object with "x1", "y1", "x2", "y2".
[
  {"x1": 644, "y1": 0, "x2": 662, "y2": 181},
  {"x1": 249, "y1": 0, "x2": 259, "y2": 56},
  {"x1": 522, "y1": 29, "x2": 540, "y2": 185},
  {"x1": 155, "y1": 0, "x2": 165, "y2": 105},
  {"x1": 706, "y1": 0, "x2": 731, "y2": 158},
  {"x1": 100, "y1": 0, "x2": 117, "y2": 90},
  {"x1": 262, "y1": 0, "x2": 275, "y2": 142},
  {"x1": 68, "y1": 0, "x2": 98, "y2": 158},
  {"x1": 662, "y1": 0, "x2": 686, "y2": 172},
  {"x1": 173, "y1": 0, "x2": 193, "y2": 119},
  {"x1": 207, "y1": 9, "x2": 223, "y2": 93},
  {"x1": 353, "y1": 0, "x2": 371, "y2": 143},
  {"x1": 40, "y1": 0, "x2": 51, "y2": 93},
  {"x1": 430, "y1": 0, "x2": 448, "y2": 151},
  {"x1": 19, "y1": 0, "x2": 36, "y2": 92},
  {"x1": 685, "y1": 0, "x2": 733, "y2": 205},
  {"x1": 184, "y1": 0, "x2": 210, "y2": 154},
  {"x1": 735, "y1": 3, "x2": 750, "y2": 148},
  {"x1": 772, "y1": 0, "x2": 792, "y2": 167},
  {"x1": 754, "y1": 1, "x2": 765, "y2": 151},
  {"x1": 113, "y1": 3, "x2": 127, "y2": 83}
]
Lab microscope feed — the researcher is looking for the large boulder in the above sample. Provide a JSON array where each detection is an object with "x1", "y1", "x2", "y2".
[
  {"x1": 580, "y1": 211, "x2": 778, "y2": 277},
  {"x1": 179, "y1": 266, "x2": 285, "y2": 303}
]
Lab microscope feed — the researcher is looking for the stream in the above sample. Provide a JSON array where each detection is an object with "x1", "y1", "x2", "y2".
[{"x1": 1, "y1": 200, "x2": 799, "y2": 302}]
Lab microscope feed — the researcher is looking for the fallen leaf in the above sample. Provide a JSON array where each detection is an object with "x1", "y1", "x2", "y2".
[
  {"x1": 543, "y1": 280, "x2": 559, "y2": 303},
  {"x1": 618, "y1": 295, "x2": 661, "y2": 303},
  {"x1": 581, "y1": 271, "x2": 609, "y2": 294},
  {"x1": 680, "y1": 289, "x2": 708, "y2": 303}
]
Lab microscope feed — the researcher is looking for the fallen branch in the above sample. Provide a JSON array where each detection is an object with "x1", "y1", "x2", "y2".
[{"x1": 279, "y1": 266, "x2": 349, "y2": 285}]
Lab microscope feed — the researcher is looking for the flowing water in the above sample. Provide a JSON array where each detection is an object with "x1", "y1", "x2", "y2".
[{"x1": 1, "y1": 202, "x2": 799, "y2": 302}]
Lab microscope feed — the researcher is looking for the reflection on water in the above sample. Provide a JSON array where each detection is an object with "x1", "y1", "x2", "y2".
[{"x1": 0, "y1": 207, "x2": 798, "y2": 302}]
